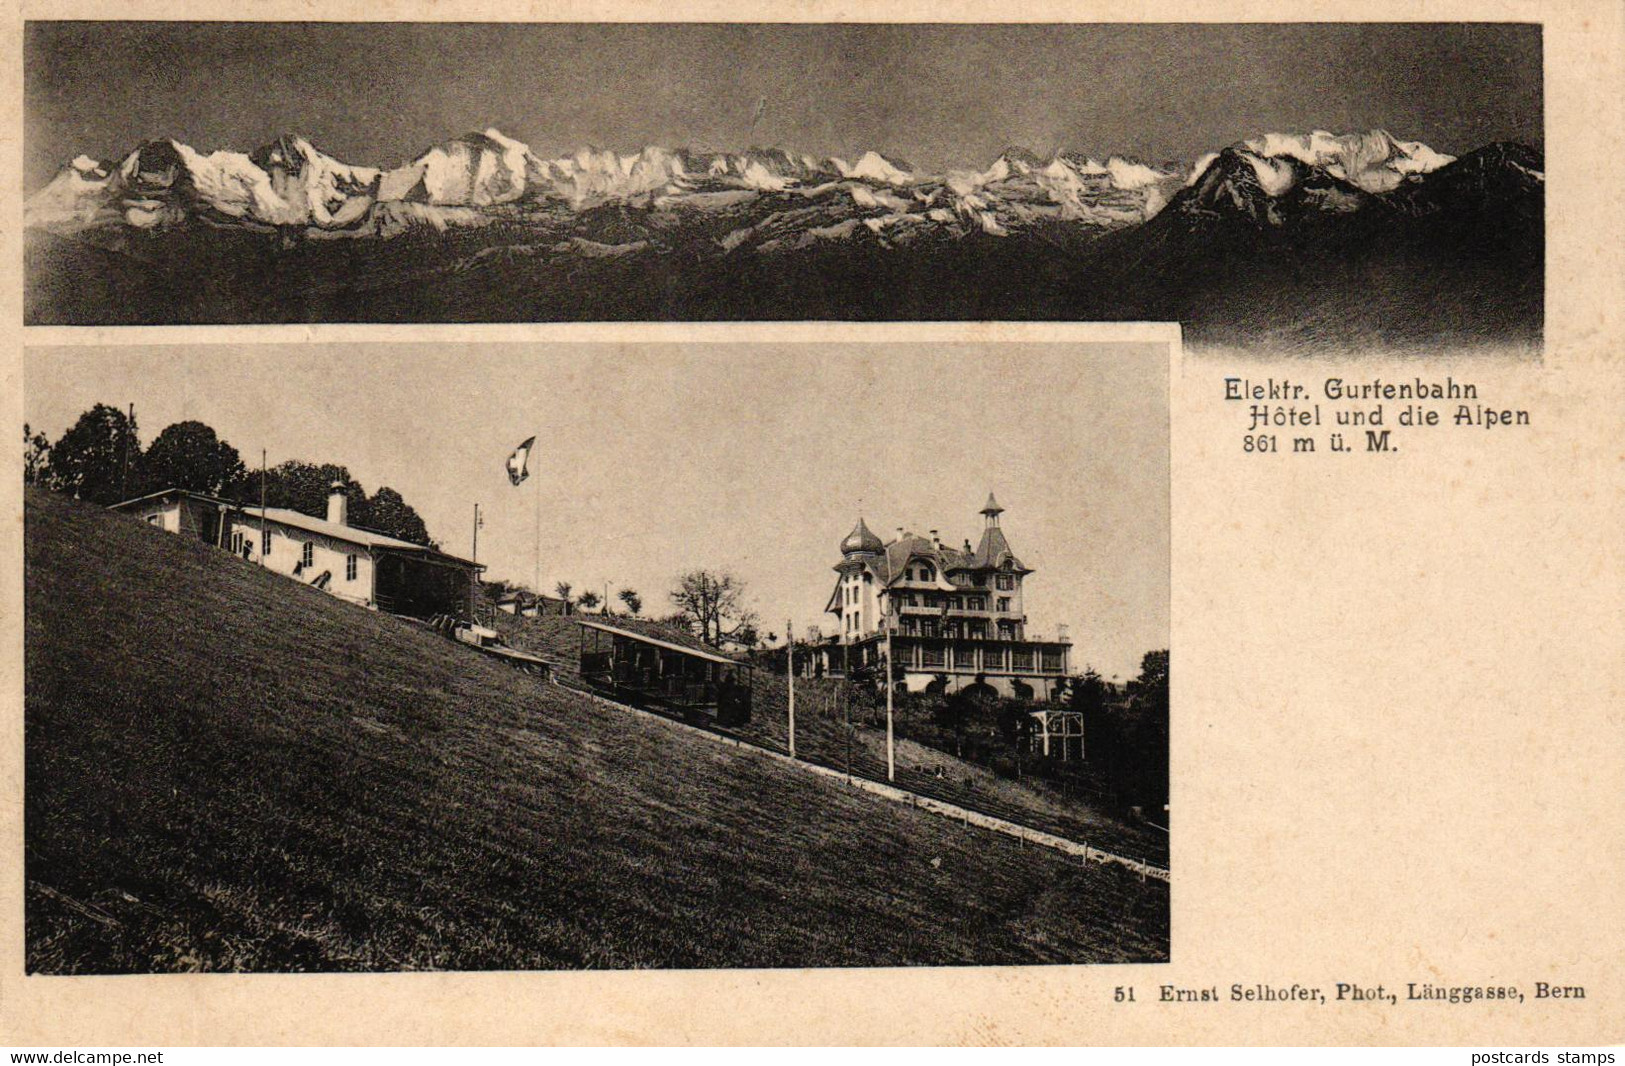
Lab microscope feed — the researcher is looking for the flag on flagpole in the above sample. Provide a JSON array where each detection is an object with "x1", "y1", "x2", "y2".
[{"x1": 506, "y1": 436, "x2": 536, "y2": 486}]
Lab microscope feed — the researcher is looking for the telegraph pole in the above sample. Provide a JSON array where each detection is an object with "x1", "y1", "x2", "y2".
[
  {"x1": 120, "y1": 403, "x2": 134, "y2": 501},
  {"x1": 471, "y1": 502, "x2": 481, "y2": 564},
  {"x1": 885, "y1": 623, "x2": 895, "y2": 782},
  {"x1": 259, "y1": 448, "x2": 267, "y2": 568},
  {"x1": 843, "y1": 636, "x2": 852, "y2": 781},
  {"x1": 786, "y1": 619, "x2": 796, "y2": 758},
  {"x1": 533, "y1": 459, "x2": 541, "y2": 599}
]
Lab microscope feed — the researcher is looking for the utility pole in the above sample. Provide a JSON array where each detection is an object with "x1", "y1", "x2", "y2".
[
  {"x1": 786, "y1": 619, "x2": 796, "y2": 758},
  {"x1": 259, "y1": 448, "x2": 267, "y2": 568},
  {"x1": 120, "y1": 402, "x2": 134, "y2": 501},
  {"x1": 843, "y1": 636, "x2": 852, "y2": 781},
  {"x1": 885, "y1": 622, "x2": 896, "y2": 782},
  {"x1": 843, "y1": 670, "x2": 852, "y2": 781},
  {"x1": 471, "y1": 502, "x2": 481, "y2": 564},
  {"x1": 533, "y1": 455, "x2": 541, "y2": 600}
]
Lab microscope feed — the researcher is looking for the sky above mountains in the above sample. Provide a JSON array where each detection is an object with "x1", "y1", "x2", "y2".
[{"x1": 25, "y1": 22, "x2": 1542, "y2": 191}]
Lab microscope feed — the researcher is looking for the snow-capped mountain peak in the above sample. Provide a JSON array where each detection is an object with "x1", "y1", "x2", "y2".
[
  {"x1": 70, "y1": 155, "x2": 110, "y2": 178},
  {"x1": 1240, "y1": 129, "x2": 1455, "y2": 193},
  {"x1": 833, "y1": 151, "x2": 916, "y2": 186}
]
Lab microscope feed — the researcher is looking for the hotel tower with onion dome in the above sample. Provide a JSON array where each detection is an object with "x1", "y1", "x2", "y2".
[{"x1": 817, "y1": 494, "x2": 1071, "y2": 701}]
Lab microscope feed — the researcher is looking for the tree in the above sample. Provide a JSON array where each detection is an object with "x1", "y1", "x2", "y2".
[
  {"x1": 1126, "y1": 650, "x2": 1171, "y2": 810},
  {"x1": 362, "y1": 486, "x2": 431, "y2": 546},
  {"x1": 934, "y1": 684, "x2": 976, "y2": 757},
  {"x1": 669, "y1": 569, "x2": 760, "y2": 648},
  {"x1": 576, "y1": 590, "x2": 602, "y2": 613},
  {"x1": 1070, "y1": 666, "x2": 1111, "y2": 754},
  {"x1": 617, "y1": 588, "x2": 643, "y2": 616},
  {"x1": 1086, "y1": 652, "x2": 1169, "y2": 813},
  {"x1": 554, "y1": 582, "x2": 574, "y2": 614},
  {"x1": 23, "y1": 424, "x2": 50, "y2": 486},
  {"x1": 49, "y1": 403, "x2": 141, "y2": 504},
  {"x1": 231, "y1": 461, "x2": 433, "y2": 547},
  {"x1": 141, "y1": 420, "x2": 245, "y2": 496},
  {"x1": 237, "y1": 460, "x2": 364, "y2": 520},
  {"x1": 1137, "y1": 649, "x2": 1169, "y2": 696}
]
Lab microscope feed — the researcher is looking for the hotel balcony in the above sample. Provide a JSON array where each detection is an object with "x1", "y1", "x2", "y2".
[
  {"x1": 895, "y1": 602, "x2": 948, "y2": 616},
  {"x1": 888, "y1": 635, "x2": 1069, "y2": 676},
  {"x1": 892, "y1": 604, "x2": 1024, "y2": 622}
]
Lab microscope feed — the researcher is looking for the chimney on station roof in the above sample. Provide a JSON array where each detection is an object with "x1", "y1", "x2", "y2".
[{"x1": 327, "y1": 481, "x2": 348, "y2": 527}]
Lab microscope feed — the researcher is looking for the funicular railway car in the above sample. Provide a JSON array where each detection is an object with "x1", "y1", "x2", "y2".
[{"x1": 576, "y1": 619, "x2": 752, "y2": 726}]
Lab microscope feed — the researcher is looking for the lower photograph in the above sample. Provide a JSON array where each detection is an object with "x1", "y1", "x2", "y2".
[{"x1": 22, "y1": 336, "x2": 1170, "y2": 972}]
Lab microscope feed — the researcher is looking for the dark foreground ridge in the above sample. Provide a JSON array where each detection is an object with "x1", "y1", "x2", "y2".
[{"x1": 24, "y1": 487, "x2": 1169, "y2": 973}]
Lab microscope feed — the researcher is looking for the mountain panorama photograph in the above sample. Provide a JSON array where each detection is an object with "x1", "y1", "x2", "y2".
[{"x1": 25, "y1": 22, "x2": 1543, "y2": 353}]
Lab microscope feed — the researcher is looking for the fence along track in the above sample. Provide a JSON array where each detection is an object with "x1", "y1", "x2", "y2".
[
  {"x1": 541, "y1": 647, "x2": 1163, "y2": 867},
  {"x1": 554, "y1": 678, "x2": 1171, "y2": 883}
]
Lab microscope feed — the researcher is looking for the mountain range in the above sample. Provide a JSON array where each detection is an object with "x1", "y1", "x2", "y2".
[{"x1": 24, "y1": 127, "x2": 1544, "y2": 351}]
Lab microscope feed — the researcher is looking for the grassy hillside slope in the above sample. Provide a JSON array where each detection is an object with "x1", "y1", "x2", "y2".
[
  {"x1": 25, "y1": 488, "x2": 1168, "y2": 972},
  {"x1": 492, "y1": 612, "x2": 1167, "y2": 866}
]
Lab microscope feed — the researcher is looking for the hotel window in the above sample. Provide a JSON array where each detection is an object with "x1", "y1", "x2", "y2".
[
  {"x1": 346, "y1": 554, "x2": 358, "y2": 581},
  {"x1": 301, "y1": 542, "x2": 314, "y2": 568},
  {"x1": 262, "y1": 529, "x2": 272, "y2": 556},
  {"x1": 996, "y1": 574, "x2": 1014, "y2": 590},
  {"x1": 997, "y1": 597, "x2": 1011, "y2": 612},
  {"x1": 231, "y1": 531, "x2": 245, "y2": 554},
  {"x1": 919, "y1": 564, "x2": 935, "y2": 582}
]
